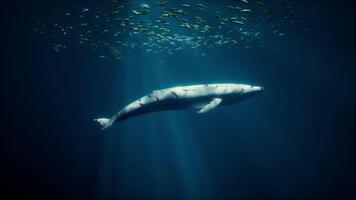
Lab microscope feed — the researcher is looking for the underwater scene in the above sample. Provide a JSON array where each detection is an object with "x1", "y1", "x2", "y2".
[{"x1": 1, "y1": 0, "x2": 355, "y2": 199}]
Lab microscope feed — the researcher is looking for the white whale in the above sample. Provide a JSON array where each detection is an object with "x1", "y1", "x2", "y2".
[{"x1": 95, "y1": 83, "x2": 263, "y2": 129}]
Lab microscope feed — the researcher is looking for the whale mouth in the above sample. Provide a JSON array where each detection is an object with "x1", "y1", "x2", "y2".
[
  {"x1": 251, "y1": 86, "x2": 264, "y2": 92},
  {"x1": 244, "y1": 86, "x2": 264, "y2": 96}
]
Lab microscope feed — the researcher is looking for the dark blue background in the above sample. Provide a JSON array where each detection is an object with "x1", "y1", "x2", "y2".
[{"x1": 1, "y1": 0, "x2": 355, "y2": 199}]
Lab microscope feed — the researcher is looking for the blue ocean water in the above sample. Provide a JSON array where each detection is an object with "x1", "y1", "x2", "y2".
[{"x1": 1, "y1": 0, "x2": 355, "y2": 199}]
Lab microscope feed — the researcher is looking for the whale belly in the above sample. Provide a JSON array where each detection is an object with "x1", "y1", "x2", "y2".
[{"x1": 116, "y1": 96, "x2": 211, "y2": 122}]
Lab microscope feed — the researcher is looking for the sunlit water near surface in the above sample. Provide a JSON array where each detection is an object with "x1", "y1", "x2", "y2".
[{"x1": 1, "y1": 0, "x2": 355, "y2": 199}]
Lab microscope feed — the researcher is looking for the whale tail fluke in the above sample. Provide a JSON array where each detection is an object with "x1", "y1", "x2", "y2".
[{"x1": 94, "y1": 117, "x2": 114, "y2": 130}]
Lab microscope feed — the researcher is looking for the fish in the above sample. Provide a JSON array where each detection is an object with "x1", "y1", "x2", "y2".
[
  {"x1": 139, "y1": 4, "x2": 150, "y2": 9},
  {"x1": 132, "y1": 10, "x2": 144, "y2": 15},
  {"x1": 111, "y1": 11, "x2": 119, "y2": 15},
  {"x1": 94, "y1": 83, "x2": 263, "y2": 129},
  {"x1": 156, "y1": 0, "x2": 168, "y2": 6},
  {"x1": 195, "y1": 3, "x2": 207, "y2": 10}
]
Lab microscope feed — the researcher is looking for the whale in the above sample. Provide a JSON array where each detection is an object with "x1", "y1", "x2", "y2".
[{"x1": 95, "y1": 83, "x2": 263, "y2": 129}]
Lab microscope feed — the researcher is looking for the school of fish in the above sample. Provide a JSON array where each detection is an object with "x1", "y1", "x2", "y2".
[{"x1": 33, "y1": 0, "x2": 310, "y2": 61}]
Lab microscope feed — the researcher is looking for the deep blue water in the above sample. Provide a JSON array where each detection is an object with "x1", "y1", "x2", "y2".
[{"x1": 1, "y1": 1, "x2": 355, "y2": 200}]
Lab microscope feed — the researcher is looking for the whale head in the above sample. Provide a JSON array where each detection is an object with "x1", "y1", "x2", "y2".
[
  {"x1": 239, "y1": 84, "x2": 264, "y2": 94},
  {"x1": 228, "y1": 84, "x2": 264, "y2": 100}
]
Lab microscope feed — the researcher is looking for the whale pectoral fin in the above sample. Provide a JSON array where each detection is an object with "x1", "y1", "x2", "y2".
[{"x1": 198, "y1": 98, "x2": 223, "y2": 113}]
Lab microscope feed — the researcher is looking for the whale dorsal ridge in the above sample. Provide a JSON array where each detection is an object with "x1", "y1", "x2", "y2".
[{"x1": 198, "y1": 98, "x2": 223, "y2": 113}]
